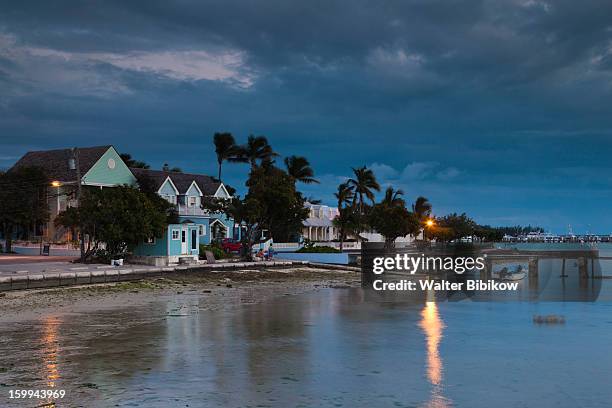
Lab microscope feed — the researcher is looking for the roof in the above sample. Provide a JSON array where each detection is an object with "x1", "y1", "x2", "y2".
[
  {"x1": 304, "y1": 217, "x2": 335, "y2": 227},
  {"x1": 10, "y1": 145, "x2": 112, "y2": 182},
  {"x1": 130, "y1": 168, "x2": 222, "y2": 195}
]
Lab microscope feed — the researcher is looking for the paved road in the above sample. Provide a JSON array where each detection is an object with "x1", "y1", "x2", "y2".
[
  {"x1": 0, "y1": 255, "x2": 77, "y2": 265},
  {"x1": 0, "y1": 256, "x2": 126, "y2": 276}
]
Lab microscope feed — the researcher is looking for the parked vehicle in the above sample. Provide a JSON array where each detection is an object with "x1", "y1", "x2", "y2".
[{"x1": 221, "y1": 238, "x2": 242, "y2": 253}]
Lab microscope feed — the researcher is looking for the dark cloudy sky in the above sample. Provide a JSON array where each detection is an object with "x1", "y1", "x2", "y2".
[{"x1": 1, "y1": 0, "x2": 611, "y2": 233}]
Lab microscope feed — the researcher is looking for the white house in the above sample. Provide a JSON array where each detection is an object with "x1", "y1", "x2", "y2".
[{"x1": 302, "y1": 203, "x2": 339, "y2": 242}]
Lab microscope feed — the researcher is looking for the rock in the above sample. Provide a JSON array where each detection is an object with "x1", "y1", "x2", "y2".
[{"x1": 533, "y1": 314, "x2": 565, "y2": 324}]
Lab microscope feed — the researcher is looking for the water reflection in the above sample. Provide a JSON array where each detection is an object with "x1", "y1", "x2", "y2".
[
  {"x1": 419, "y1": 302, "x2": 451, "y2": 407},
  {"x1": 42, "y1": 316, "x2": 61, "y2": 388}
]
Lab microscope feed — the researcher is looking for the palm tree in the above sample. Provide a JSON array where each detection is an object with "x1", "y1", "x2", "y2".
[
  {"x1": 334, "y1": 182, "x2": 354, "y2": 210},
  {"x1": 242, "y1": 135, "x2": 278, "y2": 168},
  {"x1": 412, "y1": 196, "x2": 432, "y2": 221},
  {"x1": 333, "y1": 207, "x2": 359, "y2": 252},
  {"x1": 412, "y1": 196, "x2": 432, "y2": 240},
  {"x1": 213, "y1": 132, "x2": 241, "y2": 181},
  {"x1": 381, "y1": 187, "x2": 405, "y2": 207},
  {"x1": 120, "y1": 153, "x2": 150, "y2": 169},
  {"x1": 284, "y1": 155, "x2": 319, "y2": 184},
  {"x1": 333, "y1": 182, "x2": 355, "y2": 251},
  {"x1": 347, "y1": 166, "x2": 380, "y2": 215}
]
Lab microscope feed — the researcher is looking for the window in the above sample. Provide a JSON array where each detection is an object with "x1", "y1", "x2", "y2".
[
  {"x1": 171, "y1": 229, "x2": 179, "y2": 240},
  {"x1": 199, "y1": 225, "x2": 206, "y2": 236},
  {"x1": 145, "y1": 236, "x2": 156, "y2": 244},
  {"x1": 163, "y1": 194, "x2": 176, "y2": 204},
  {"x1": 189, "y1": 196, "x2": 197, "y2": 207}
]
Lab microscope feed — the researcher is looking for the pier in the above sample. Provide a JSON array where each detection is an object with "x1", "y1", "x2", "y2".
[{"x1": 360, "y1": 243, "x2": 606, "y2": 301}]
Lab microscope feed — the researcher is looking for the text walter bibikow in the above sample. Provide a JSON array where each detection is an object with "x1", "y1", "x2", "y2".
[{"x1": 370, "y1": 254, "x2": 520, "y2": 291}]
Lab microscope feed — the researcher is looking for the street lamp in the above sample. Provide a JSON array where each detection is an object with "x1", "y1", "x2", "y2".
[
  {"x1": 424, "y1": 218, "x2": 435, "y2": 241},
  {"x1": 50, "y1": 181, "x2": 63, "y2": 216}
]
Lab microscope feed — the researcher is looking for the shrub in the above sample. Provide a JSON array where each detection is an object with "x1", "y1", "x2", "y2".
[
  {"x1": 296, "y1": 245, "x2": 341, "y2": 253},
  {"x1": 199, "y1": 243, "x2": 228, "y2": 260}
]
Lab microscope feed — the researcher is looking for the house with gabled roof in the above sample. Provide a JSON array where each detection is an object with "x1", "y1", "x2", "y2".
[
  {"x1": 8, "y1": 145, "x2": 237, "y2": 265},
  {"x1": 10, "y1": 145, "x2": 137, "y2": 240},
  {"x1": 130, "y1": 168, "x2": 237, "y2": 246}
]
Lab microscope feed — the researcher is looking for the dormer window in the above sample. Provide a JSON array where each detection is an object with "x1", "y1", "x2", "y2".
[
  {"x1": 189, "y1": 196, "x2": 197, "y2": 207},
  {"x1": 162, "y1": 194, "x2": 176, "y2": 204}
]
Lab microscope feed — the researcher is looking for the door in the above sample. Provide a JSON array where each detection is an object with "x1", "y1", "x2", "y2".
[
  {"x1": 191, "y1": 228, "x2": 197, "y2": 253},
  {"x1": 181, "y1": 228, "x2": 187, "y2": 254}
]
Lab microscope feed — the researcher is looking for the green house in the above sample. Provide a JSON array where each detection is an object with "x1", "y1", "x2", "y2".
[{"x1": 11, "y1": 145, "x2": 137, "y2": 240}]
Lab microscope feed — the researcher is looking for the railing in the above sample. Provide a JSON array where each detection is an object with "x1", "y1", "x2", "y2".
[
  {"x1": 274, "y1": 242, "x2": 302, "y2": 250},
  {"x1": 313, "y1": 241, "x2": 361, "y2": 250},
  {"x1": 177, "y1": 205, "x2": 209, "y2": 217}
]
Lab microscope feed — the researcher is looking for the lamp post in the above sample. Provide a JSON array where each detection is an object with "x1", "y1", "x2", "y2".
[
  {"x1": 425, "y1": 218, "x2": 435, "y2": 241},
  {"x1": 51, "y1": 181, "x2": 61, "y2": 215},
  {"x1": 72, "y1": 147, "x2": 85, "y2": 263}
]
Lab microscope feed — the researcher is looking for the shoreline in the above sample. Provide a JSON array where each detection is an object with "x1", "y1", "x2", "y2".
[{"x1": 0, "y1": 266, "x2": 360, "y2": 324}]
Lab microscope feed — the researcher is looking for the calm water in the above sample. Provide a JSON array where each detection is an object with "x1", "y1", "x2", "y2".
[
  {"x1": 2, "y1": 283, "x2": 612, "y2": 407},
  {"x1": 495, "y1": 241, "x2": 612, "y2": 256},
  {"x1": 276, "y1": 252, "x2": 349, "y2": 264},
  {"x1": 278, "y1": 243, "x2": 612, "y2": 265}
]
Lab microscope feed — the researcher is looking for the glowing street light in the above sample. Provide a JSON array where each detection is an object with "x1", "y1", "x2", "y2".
[{"x1": 51, "y1": 181, "x2": 62, "y2": 187}]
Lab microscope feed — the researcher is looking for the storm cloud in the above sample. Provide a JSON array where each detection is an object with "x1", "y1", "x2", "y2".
[{"x1": 1, "y1": 0, "x2": 611, "y2": 232}]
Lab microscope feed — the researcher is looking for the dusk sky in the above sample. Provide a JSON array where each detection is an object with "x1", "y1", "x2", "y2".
[{"x1": 1, "y1": 1, "x2": 611, "y2": 233}]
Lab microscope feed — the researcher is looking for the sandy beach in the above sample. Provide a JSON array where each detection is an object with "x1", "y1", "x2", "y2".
[{"x1": 0, "y1": 266, "x2": 360, "y2": 324}]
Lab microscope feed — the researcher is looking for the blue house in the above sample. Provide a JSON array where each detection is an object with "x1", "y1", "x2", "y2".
[
  {"x1": 131, "y1": 168, "x2": 238, "y2": 264},
  {"x1": 132, "y1": 221, "x2": 200, "y2": 266}
]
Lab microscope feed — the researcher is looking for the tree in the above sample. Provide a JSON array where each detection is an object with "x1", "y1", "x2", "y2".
[
  {"x1": 226, "y1": 196, "x2": 263, "y2": 261},
  {"x1": 333, "y1": 182, "x2": 356, "y2": 250},
  {"x1": 412, "y1": 196, "x2": 433, "y2": 240},
  {"x1": 368, "y1": 201, "x2": 420, "y2": 249},
  {"x1": 209, "y1": 135, "x2": 311, "y2": 259},
  {"x1": 433, "y1": 213, "x2": 477, "y2": 242},
  {"x1": 0, "y1": 166, "x2": 49, "y2": 252},
  {"x1": 213, "y1": 132, "x2": 242, "y2": 181},
  {"x1": 335, "y1": 182, "x2": 354, "y2": 209},
  {"x1": 284, "y1": 155, "x2": 319, "y2": 184},
  {"x1": 55, "y1": 185, "x2": 175, "y2": 261},
  {"x1": 348, "y1": 166, "x2": 380, "y2": 215},
  {"x1": 245, "y1": 165, "x2": 309, "y2": 242},
  {"x1": 333, "y1": 207, "x2": 360, "y2": 251},
  {"x1": 412, "y1": 196, "x2": 432, "y2": 221},
  {"x1": 381, "y1": 187, "x2": 405, "y2": 207},
  {"x1": 239, "y1": 135, "x2": 278, "y2": 168},
  {"x1": 120, "y1": 153, "x2": 150, "y2": 169},
  {"x1": 474, "y1": 225, "x2": 504, "y2": 242}
]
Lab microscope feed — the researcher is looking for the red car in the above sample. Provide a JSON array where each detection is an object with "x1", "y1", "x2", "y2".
[{"x1": 221, "y1": 238, "x2": 242, "y2": 253}]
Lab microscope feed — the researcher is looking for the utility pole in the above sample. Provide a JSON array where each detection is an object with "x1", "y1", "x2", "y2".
[{"x1": 73, "y1": 147, "x2": 85, "y2": 263}]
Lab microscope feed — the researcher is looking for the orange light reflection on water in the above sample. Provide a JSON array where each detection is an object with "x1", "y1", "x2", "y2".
[
  {"x1": 42, "y1": 316, "x2": 61, "y2": 387},
  {"x1": 419, "y1": 301, "x2": 451, "y2": 408}
]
